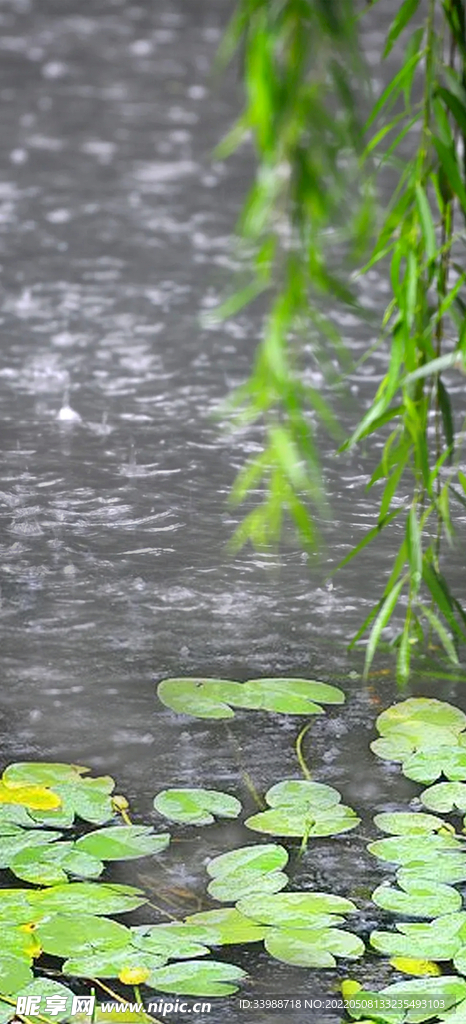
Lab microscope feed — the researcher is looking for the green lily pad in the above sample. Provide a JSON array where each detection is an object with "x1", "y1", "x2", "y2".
[
  {"x1": 371, "y1": 735, "x2": 421, "y2": 763},
  {"x1": 435, "y1": 998, "x2": 466, "y2": 1023},
  {"x1": 0, "y1": 826, "x2": 62, "y2": 868},
  {"x1": 207, "y1": 843, "x2": 288, "y2": 877},
  {"x1": 346, "y1": 976, "x2": 466, "y2": 1024},
  {"x1": 131, "y1": 924, "x2": 210, "y2": 960},
  {"x1": 376, "y1": 699, "x2": 466, "y2": 737},
  {"x1": 9, "y1": 842, "x2": 103, "y2": 886},
  {"x1": 398, "y1": 913, "x2": 466, "y2": 939},
  {"x1": 157, "y1": 676, "x2": 344, "y2": 719},
  {"x1": 0, "y1": 889, "x2": 42, "y2": 925},
  {"x1": 371, "y1": 877, "x2": 462, "y2": 918},
  {"x1": 370, "y1": 927, "x2": 461, "y2": 961},
  {"x1": 1, "y1": 925, "x2": 39, "y2": 961},
  {"x1": 241, "y1": 678, "x2": 344, "y2": 714},
  {"x1": 2, "y1": 763, "x2": 88, "y2": 787},
  {"x1": 265, "y1": 780, "x2": 342, "y2": 809},
  {"x1": 34, "y1": 882, "x2": 146, "y2": 916},
  {"x1": 206, "y1": 843, "x2": 289, "y2": 901},
  {"x1": 0, "y1": 805, "x2": 44, "y2": 830},
  {"x1": 46, "y1": 779, "x2": 115, "y2": 826},
  {"x1": 368, "y1": 833, "x2": 463, "y2": 866},
  {"x1": 36, "y1": 914, "x2": 131, "y2": 958},
  {"x1": 453, "y1": 948, "x2": 466, "y2": 976},
  {"x1": 157, "y1": 678, "x2": 242, "y2": 719},
  {"x1": 208, "y1": 868, "x2": 288, "y2": 902},
  {"x1": 245, "y1": 779, "x2": 359, "y2": 837},
  {"x1": 237, "y1": 891, "x2": 356, "y2": 928},
  {"x1": 421, "y1": 782, "x2": 466, "y2": 814},
  {"x1": 0, "y1": 955, "x2": 33, "y2": 996},
  {"x1": 396, "y1": 858, "x2": 466, "y2": 885},
  {"x1": 371, "y1": 916, "x2": 466, "y2": 965},
  {"x1": 245, "y1": 803, "x2": 360, "y2": 837},
  {"x1": 264, "y1": 926, "x2": 364, "y2": 967},
  {"x1": 63, "y1": 947, "x2": 165, "y2": 979},
  {"x1": 152, "y1": 789, "x2": 241, "y2": 826},
  {"x1": 13, "y1": 980, "x2": 75, "y2": 1023},
  {"x1": 373, "y1": 812, "x2": 447, "y2": 835},
  {"x1": 76, "y1": 825, "x2": 169, "y2": 860},
  {"x1": 180, "y1": 908, "x2": 267, "y2": 945},
  {"x1": 403, "y1": 748, "x2": 466, "y2": 784},
  {"x1": 146, "y1": 959, "x2": 246, "y2": 997}
]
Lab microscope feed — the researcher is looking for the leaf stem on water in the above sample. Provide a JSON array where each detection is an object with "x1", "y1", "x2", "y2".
[{"x1": 295, "y1": 722, "x2": 313, "y2": 780}]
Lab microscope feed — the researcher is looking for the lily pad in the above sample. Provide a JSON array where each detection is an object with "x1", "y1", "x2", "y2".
[
  {"x1": 396, "y1": 858, "x2": 466, "y2": 885},
  {"x1": 370, "y1": 927, "x2": 461, "y2": 962},
  {"x1": 242, "y1": 678, "x2": 344, "y2": 714},
  {"x1": 368, "y1": 833, "x2": 463, "y2": 866},
  {"x1": 373, "y1": 812, "x2": 447, "y2": 835},
  {"x1": 0, "y1": 826, "x2": 62, "y2": 869},
  {"x1": 371, "y1": 877, "x2": 462, "y2": 918},
  {"x1": 146, "y1": 959, "x2": 246, "y2": 997},
  {"x1": 265, "y1": 780, "x2": 342, "y2": 810},
  {"x1": 1, "y1": 925, "x2": 40, "y2": 961},
  {"x1": 41, "y1": 778, "x2": 115, "y2": 826},
  {"x1": 245, "y1": 778, "x2": 359, "y2": 838},
  {"x1": 2, "y1": 763, "x2": 87, "y2": 787},
  {"x1": 237, "y1": 891, "x2": 356, "y2": 928},
  {"x1": 77, "y1": 825, "x2": 170, "y2": 860},
  {"x1": 13, "y1": 980, "x2": 75, "y2": 1023},
  {"x1": 63, "y1": 947, "x2": 165, "y2": 980},
  {"x1": 206, "y1": 843, "x2": 289, "y2": 901},
  {"x1": 0, "y1": 955, "x2": 34, "y2": 995},
  {"x1": 10, "y1": 842, "x2": 103, "y2": 886},
  {"x1": 207, "y1": 869, "x2": 288, "y2": 902},
  {"x1": 421, "y1": 782, "x2": 466, "y2": 814},
  {"x1": 34, "y1": 882, "x2": 146, "y2": 916},
  {"x1": 131, "y1": 924, "x2": 210, "y2": 960},
  {"x1": 245, "y1": 803, "x2": 360, "y2": 837},
  {"x1": 207, "y1": 843, "x2": 288, "y2": 877},
  {"x1": 179, "y1": 908, "x2": 267, "y2": 945},
  {"x1": 36, "y1": 914, "x2": 130, "y2": 958},
  {"x1": 264, "y1": 926, "x2": 364, "y2": 967},
  {"x1": 376, "y1": 699, "x2": 466, "y2": 737},
  {"x1": 157, "y1": 678, "x2": 244, "y2": 719},
  {"x1": 152, "y1": 789, "x2": 241, "y2": 826},
  {"x1": 403, "y1": 748, "x2": 466, "y2": 784}
]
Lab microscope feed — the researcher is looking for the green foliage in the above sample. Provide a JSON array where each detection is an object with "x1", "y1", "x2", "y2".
[
  {"x1": 421, "y1": 782, "x2": 466, "y2": 813},
  {"x1": 343, "y1": 976, "x2": 466, "y2": 1024},
  {"x1": 206, "y1": 843, "x2": 289, "y2": 901},
  {"x1": 244, "y1": 778, "x2": 360, "y2": 837},
  {"x1": 362, "y1": 696, "x2": 466, "y2": 1009},
  {"x1": 157, "y1": 675, "x2": 344, "y2": 718},
  {"x1": 371, "y1": 698, "x2": 466, "y2": 784},
  {"x1": 153, "y1": 788, "x2": 242, "y2": 825},
  {"x1": 219, "y1": 0, "x2": 466, "y2": 682},
  {"x1": 8, "y1": 696, "x2": 466, "y2": 1014}
]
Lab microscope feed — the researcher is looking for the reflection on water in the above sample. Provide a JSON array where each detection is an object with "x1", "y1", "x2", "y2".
[{"x1": 0, "y1": 1, "x2": 465, "y2": 1020}]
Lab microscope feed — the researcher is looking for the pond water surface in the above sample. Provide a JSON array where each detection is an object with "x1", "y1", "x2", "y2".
[{"x1": 1, "y1": 1, "x2": 466, "y2": 1021}]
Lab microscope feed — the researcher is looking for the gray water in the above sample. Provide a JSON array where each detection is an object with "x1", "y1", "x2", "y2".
[{"x1": 0, "y1": 1, "x2": 465, "y2": 1021}]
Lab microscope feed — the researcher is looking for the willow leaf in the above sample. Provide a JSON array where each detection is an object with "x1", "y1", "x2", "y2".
[
  {"x1": 363, "y1": 577, "x2": 407, "y2": 680},
  {"x1": 384, "y1": 0, "x2": 421, "y2": 57},
  {"x1": 419, "y1": 604, "x2": 459, "y2": 664}
]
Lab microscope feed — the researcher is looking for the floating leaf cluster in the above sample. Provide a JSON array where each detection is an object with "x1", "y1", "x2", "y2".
[
  {"x1": 371, "y1": 699, "x2": 466, "y2": 784},
  {"x1": 362, "y1": 698, "x2": 466, "y2": 1016},
  {"x1": 244, "y1": 779, "x2": 360, "y2": 838},
  {"x1": 343, "y1": 976, "x2": 466, "y2": 1024},
  {"x1": 157, "y1": 676, "x2": 344, "y2": 719}
]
